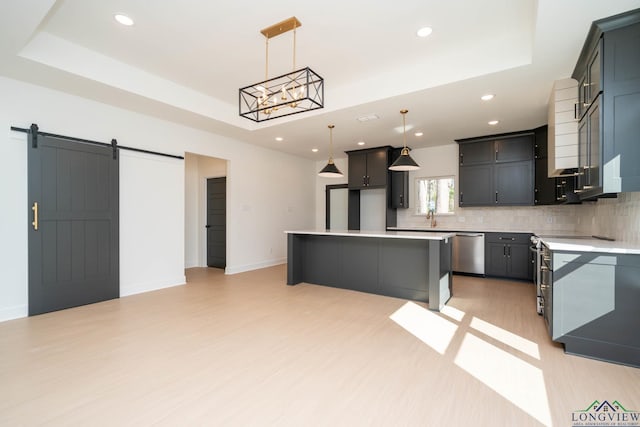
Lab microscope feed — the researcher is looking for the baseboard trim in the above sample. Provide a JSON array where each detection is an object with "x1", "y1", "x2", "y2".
[
  {"x1": 0, "y1": 304, "x2": 28, "y2": 322},
  {"x1": 120, "y1": 276, "x2": 187, "y2": 297},
  {"x1": 225, "y1": 258, "x2": 286, "y2": 275}
]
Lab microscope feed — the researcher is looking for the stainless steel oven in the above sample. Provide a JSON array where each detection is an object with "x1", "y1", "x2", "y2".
[
  {"x1": 530, "y1": 235, "x2": 544, "y2": 314},
  {"x1": 539, "y1": 243, "x2": 552, "y2": 334}
]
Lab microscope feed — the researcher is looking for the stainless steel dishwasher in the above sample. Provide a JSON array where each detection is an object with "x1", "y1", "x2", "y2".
[{"x1": 452, "y1": 233, "x2": 485, "y2": 275}]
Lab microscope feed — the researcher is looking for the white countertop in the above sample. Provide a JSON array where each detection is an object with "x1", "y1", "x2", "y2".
[
  {"x1": 285, "y1": 229, "x2": 456, "y2": 240},
  {"x1": 540, "y1": 237, "x2": 640, "y2": 255}
]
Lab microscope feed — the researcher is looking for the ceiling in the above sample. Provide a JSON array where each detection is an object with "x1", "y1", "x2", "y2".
[{"x1": 2, "y1": 0, "x2": 639, "y2": 160}]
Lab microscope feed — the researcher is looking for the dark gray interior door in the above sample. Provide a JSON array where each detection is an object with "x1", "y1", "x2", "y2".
[
  {"x1": 206, "y1": 177, "x2": 226, "y2": 268},
  {"x1": 28, "y1": 135, "x2": 119, "y2": 316}
]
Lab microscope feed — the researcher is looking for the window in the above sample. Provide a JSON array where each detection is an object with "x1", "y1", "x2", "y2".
[{"x1": 415, "y1": 176, "x2": 455, "y2": 215}]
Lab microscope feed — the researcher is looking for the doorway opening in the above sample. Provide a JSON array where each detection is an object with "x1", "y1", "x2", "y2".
[{"x1": 184, "y1": 153, "x2": 227, "y2": 271}]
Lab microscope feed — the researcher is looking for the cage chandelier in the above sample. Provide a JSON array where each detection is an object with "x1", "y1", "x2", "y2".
[{"x1": 239, "y1": 17, "x2": 324, "y2": 122}]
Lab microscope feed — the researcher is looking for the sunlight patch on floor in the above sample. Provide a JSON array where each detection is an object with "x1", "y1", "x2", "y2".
[
  {"x1": 440, "y1": 305, "x2": 465, "y2": 322},
  {"x1": 389, "y1": 302, "x2": 457, "y2": 354},
  {"x1": 454, "y1": 333, "x2": 551, "y2": 426},
  {"x1": 469, "y1": 316, "x2": 540, "y2": 359}
]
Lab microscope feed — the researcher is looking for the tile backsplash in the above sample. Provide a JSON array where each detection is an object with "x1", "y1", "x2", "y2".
[
  {"x1": 575, "y1": 192, "x2": 640, "y2": 244},
  {"x1": 397, "y1": 191, "x2": 640, "y2": 244}
]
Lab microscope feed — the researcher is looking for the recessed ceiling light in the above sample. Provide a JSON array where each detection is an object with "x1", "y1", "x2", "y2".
[
  {"x1": 357, "y1": 141, "x2": 365, "y2": 146},
  {"x1": 488, "y1": 120, "x2": 499, "y2": 126},
  {"x1": 275, "y1": 137, "x2": 283, "y2": 141},
  {"x1": 414, "y1": 132, "x2": 424, "y2": 137},
  {"x1": 114, "y1": 14, "x2": 134, "y2": 26},
  {"x1": 417, "y1": 27, "x2": 433, "y2": 38},
  {"x1": 481, "y1": 94, "x2": 495, "y2": 101},
  {"x1": 311, "y1": 148, "x2": 319, "y2": 153}
]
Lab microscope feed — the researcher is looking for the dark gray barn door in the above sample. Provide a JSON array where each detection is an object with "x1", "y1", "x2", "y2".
[
  {"x1": 28, "y1": 135, "x2": 119, "y2": 315},
  {"x1": 206, "y1": 177, "x2": 226, "y2": 268}
]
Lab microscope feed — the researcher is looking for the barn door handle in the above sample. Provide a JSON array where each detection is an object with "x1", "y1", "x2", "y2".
[{"x1": 32, "y1": 202, "x2": 39, "y2": 231}]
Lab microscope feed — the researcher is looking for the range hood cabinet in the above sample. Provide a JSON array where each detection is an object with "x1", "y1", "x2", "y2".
[{"x1": 547, "y1": 79, "x2": 579, "y2": 177}]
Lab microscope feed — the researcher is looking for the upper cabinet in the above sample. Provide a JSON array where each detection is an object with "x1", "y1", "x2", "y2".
[
  {"x1": 494, "y1": 135, "x2": 534, "y2": 163},
  {"x1": 457, "y1": 132, "x2": 534, "y2": 207},
  {"x1": 347, "y1": 147, "x2": 391, "y2": 189},
  {"x1": 572, "y1": 9, "x2": 640, "y2": 199},
  {"x1": 576, "y1": 39, "x2": 602, "y2": 120},
  {"x1": 459, "y1": 139, "x2": 494, "y2": 166}
]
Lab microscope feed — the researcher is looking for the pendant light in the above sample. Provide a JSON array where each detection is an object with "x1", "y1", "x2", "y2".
[
  {"x1": 389, "y1": 109, "x2": 420, "y2": 171},
  {"x1": 318, "y1": 124, "x2": 343, "y2": 178}
]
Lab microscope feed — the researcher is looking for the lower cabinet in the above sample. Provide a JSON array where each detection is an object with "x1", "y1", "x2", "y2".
[
  {"x1": 485, "y1": 232, "x2": 532, "y2": 280},
  {"x1": 550, "y1": 250, "x2": 640, "y2": 367}
]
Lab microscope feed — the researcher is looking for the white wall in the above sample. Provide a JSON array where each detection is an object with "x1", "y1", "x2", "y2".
[
  {"x1": 0, "y1": 75, "x2": 315, "y2": 321},
  {"x1": 184, "y1": 153, "x2": 227, "y2": 268},
  {"x1": 120, "y1": 150, "x2": 185, "y2": 296}
]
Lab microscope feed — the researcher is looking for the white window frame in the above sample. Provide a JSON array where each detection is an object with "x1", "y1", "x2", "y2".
[{"x1": 414, "y1": 175, "x2": 455, "y2": 216}]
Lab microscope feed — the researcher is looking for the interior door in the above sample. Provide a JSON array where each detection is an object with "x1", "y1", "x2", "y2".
[
  {"x1": 206, "y1": 177, "x2": 226, "y2": 268},
  {"x1": 28, "y1": 134, "x2": 119, "y2": 316}
]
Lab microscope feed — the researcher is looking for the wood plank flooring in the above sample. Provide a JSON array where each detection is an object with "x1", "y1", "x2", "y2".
[{"x1": 1, "y1": 266, "x2": 638, "y2": 426}]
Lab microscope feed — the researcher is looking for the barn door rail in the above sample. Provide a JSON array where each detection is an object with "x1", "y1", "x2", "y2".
[{"x1": 10, "y1": 124, "x2": 184, "y2": 160}]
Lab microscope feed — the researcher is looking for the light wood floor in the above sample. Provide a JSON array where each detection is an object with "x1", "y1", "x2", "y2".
[{"x1": 1, "y1": 266, "x2": 638, "y2": 426}]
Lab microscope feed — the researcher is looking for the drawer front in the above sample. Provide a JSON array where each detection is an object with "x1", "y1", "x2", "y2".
[{"x1": 485, "y1": 232, "x2": 531, "y2": 244}]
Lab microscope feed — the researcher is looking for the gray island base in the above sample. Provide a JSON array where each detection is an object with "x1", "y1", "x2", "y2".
[{"x1": 286, "y1": 230, "x2": 454, "y2": 311}]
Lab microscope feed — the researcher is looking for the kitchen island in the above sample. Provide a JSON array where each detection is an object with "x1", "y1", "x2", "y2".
[{"x1": 285, "y1": 230, "x2": 454, "y2": 311}]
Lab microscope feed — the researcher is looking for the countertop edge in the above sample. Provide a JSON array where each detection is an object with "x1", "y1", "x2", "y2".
[{"x1": 285, "y1": 230, "x2": 456, "y2": 240}]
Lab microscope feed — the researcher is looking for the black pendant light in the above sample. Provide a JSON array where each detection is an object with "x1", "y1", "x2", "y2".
[
  {"x1": 318, "y1": 124, "x2": 343, "y2": 178},
  {"x1": 389, "y1": 109, "x2": 420, "y2": 171}
]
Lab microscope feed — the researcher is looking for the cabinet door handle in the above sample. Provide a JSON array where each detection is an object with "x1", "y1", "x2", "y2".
[
  {"x1": 495, "y1": 191, "x2": 498, "y2": 203},
  {"x1": 507, "y1": 245, "x2": 511, "y2": 257},
  {"x1": 399, "y1": 194, "x2": 403, "y2": 205},
  {"x1": 32, "y1": 202, "x2": 39, "y2": 231},
  {"x1": 460, "y1": 193, "x2": 463, "y2": 204},
  {"x1": 460, "y1": 153, "x2": 463, "y2": 165},
  {"x1": 495, "y1": 150, "x2": 498, "y2": 161},
  {"x1": 503, "y1": 245, "x2": 506, "y2": 257},
  {"x1": 499, "y1": 237, "x2": 515, "y2": 241}
]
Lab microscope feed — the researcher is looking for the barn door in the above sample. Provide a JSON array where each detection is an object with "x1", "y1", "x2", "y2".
[{"x1": 28, "y1": 133, "x2": 119, "y2": 315}]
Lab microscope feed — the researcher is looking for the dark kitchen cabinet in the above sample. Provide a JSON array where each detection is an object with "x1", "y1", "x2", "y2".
[
  {"x1": 577, "y1": 39, "x2": 602, "y2": 120},
  {"x1": 459, "y1": 139, "x2": 494, "y2": 166},
  {"x1": 345, "y1": 146, "x2": 399, "y2": 230},
  {"x1": 577, "y1": 95, "x2": 601, "y2": 198},
  {"x1": 485, "y1": 233, "x2": 532, "y2": 280},
  {"x1": 347, "y1": 147, "x2": 390, "y2": 189},
  {"x1": 495, "y1": 135, "x2": 534, "y2": 163},
  {"x1": 547, "y1": 249, "x2": 640, "y2": 367},
  {"x1": 390, "y1": 148, "x2": 409, "y2": 208},
  {"x1": 571, "y1": 9, "x2": 640, "y2": 199},
  {"x1": 459, "y1": 164, "x2": 493, "y2": 206},
  {"x1": 457, "y1": 132, "x2": 534, "y2": 207},
  {"x1": 533, "y1": 125, "x2": 558, "y2": 205},
  {"x1": 494, "y1": 160, "x2": 534, "y2": 205}
]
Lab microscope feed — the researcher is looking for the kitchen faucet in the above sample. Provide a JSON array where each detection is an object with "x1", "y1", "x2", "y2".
[{"x1": 426, "y1": 208, "x2": 436, "y2": 228}]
